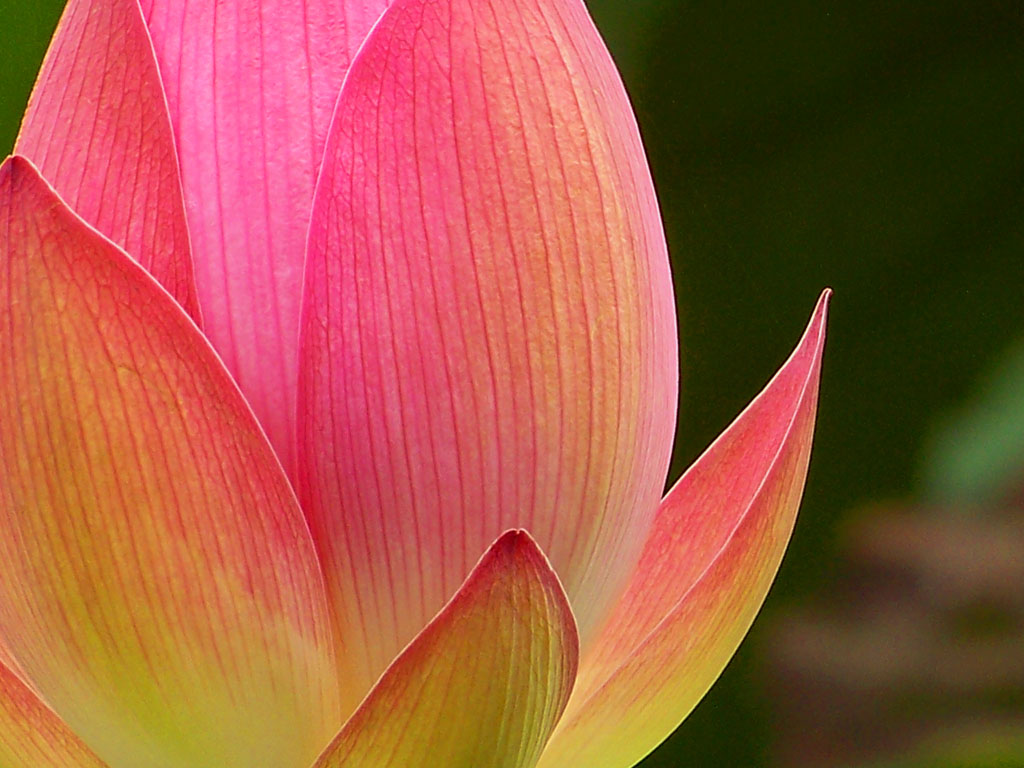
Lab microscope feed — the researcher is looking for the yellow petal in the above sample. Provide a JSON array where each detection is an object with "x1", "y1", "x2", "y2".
[
  {"x1": 0, "y1": 662, "x2": 106, "y2": 768},
  {"x1": 314, "y1": 531, "x2": 579, "y2": 768}
]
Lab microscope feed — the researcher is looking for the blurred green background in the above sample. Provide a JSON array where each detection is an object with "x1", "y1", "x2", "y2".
[{"x1": 2, "y1": 1, "x2": 1022, "y2": 766}]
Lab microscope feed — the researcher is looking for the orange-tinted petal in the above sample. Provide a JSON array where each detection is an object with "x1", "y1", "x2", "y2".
[
  {"x1": 0, "y1": 662, "x2": 106, "y2": 768},
  {"x1": 537, "y1": 291, "x2": 830, "y2": 768},
  {"x1": 313, "y1": 531, "x2": 579, "y2": 768},
  {"x1": 16, "y1": 0, "x2": 199, "y2": 320},
  {"x1": 0, "y1": 646, "x2": 30, "y2": 693},
  {"x1": 299, "y1": 0, "x2": 677, "y2": 708},
  {"x1": 0, "y1": 156, "x2": 339, "y2": 768}
]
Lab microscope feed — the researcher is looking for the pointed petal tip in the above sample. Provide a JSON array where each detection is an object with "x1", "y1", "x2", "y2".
[
  {"x1": 487, "y1": 529, "x2": 573, "y2": 593},
  {"x1": 493, "y1": 527, "x2": 532, "y2": 546},
  {"x1": 808, "y1": 287, "x2": 832, "y2": 341},
  {"x1": 779, "y1": 288, "x2": 830, "y2": 388},
  {"x1": 490, "y1": 528, "x2": 541, "y2": 558},
  {"x1": 472, "y1": 531, "x2": 533, "y2": 581},
  {"x1": 480, "y1": 529, "x2": 567, "y2": 593},
  {"x1": 1, "y1": 154, "x2": 35, "y2": 182},
  {"x1": 1, "y1": 156, "x2": 57, "y2": 209},
  {"x1": 485, "y1": 529, "x2": 553, "y2": 579},
  {"x1": 480, "y1": 528, "x2": 581, "y2": 663}
]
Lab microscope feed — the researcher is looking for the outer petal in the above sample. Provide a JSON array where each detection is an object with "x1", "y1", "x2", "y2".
[
  {"x1": 0, "y1": 663, "x2": 107, "y2": 768},
  {"x1": 313, "y1": 531, "x2": 579, "y2": 768},
  {"x1": 135, "y1": 0, "x2": 391, "y2": 471},
  {"x1": 537, "y1": 291, "x2": 830, "y2": 768},
  {"x1": 16, "y1": 0, "x2": 199, "y2": 321},
  {"x1": 298, "y1": 0, "x2": 677, "y2": 706},
  {"x1": 0, "y1": 157, "x2": 339, "y2": 768}
]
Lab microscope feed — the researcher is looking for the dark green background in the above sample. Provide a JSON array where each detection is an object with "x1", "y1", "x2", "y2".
[{"x1": 2, "y1": 1, "x2": 1022, "y2": 765}]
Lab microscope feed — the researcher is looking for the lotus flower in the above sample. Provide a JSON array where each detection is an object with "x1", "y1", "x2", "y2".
[{"x1": 0, "y1": 0, "x2": 829, "y2": 765}]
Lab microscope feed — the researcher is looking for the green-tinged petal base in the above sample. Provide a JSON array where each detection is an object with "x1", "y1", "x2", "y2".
[{"x1": 315, "y1": 531, "x2": 579, "y2": 768}]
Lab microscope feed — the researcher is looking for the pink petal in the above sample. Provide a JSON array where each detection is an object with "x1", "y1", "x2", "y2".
[
  {"x1": 536, "y1": 291, "x2": 830, "y2": 768},
  {"x1": 136, "y1": 0, "x2": 391, "y2": 471},
  {"x1": 313, "y1": 531, "x2": 579, "y2": 768},
  {"x1": 0, "y1": 156, "x2": 339, "y2": 767},
  {"x1": 15, "y1": 0, "x2": 199, "y2": 321},
  {"x1": 298, "y1": 0, "x2": 677, "y2": 708},
  {"x1": 0, "y1": 662, "x2": 106, "y2": 768}
]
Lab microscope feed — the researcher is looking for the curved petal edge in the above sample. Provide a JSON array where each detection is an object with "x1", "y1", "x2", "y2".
[
  {"x1": 0, "y1": 155, "x2": 339, "y2": 768},
  {"x1": 136, "y1": 0, "x2": 391, "y2": 470},
  {"x1": 298, "y1": 0, "x2": 678, "y2": 707},
  {"x1": 0, "y1": 662, "x2": 107, "y2": 768},
  {"x1": 16, "y1": 0, "x2": 199, "y2": 320},
  {"x1": 314, "y1": 530, "x2": 579, "y2": 768},
  {"x1": 537, "y1": 290, "x2": 831, "y2": 768}
]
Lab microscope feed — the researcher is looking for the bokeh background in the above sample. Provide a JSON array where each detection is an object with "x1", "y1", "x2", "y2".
[{"x1": 2, "y1": 1, "x2": 1022, "y2": 766}]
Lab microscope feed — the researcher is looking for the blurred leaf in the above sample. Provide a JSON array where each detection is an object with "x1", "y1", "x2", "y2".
[
  {"x1": 923, "y1": 340, "x2": 1024, "y2": 507},
  {"x1": 766, "y1": 505, "x2": 1024, "y2": 768},
  {"x1": 866, "y1": 729, "x2": 1024, "y2": 768}
]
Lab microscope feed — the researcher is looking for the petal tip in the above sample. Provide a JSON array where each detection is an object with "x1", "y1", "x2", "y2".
[
  {"x1": 1, "y1": 155, "x2": 60, "y2": 205},
  {"x1": 491, "y1": 527, "x2": 540, "y2": 556},
  {"x1": 1, "y1": 154, "x2": 32, "y2": 183},
  {"x1": 811, "y1": 287, "x2": 832, "y2": 332},
  {"x1": 484, "y1": 528, "x2": 580, "y2": 660},
  {"x1": 794, "y1": 288, "x2": 832, "y2": 368},
  {"x1": 481, "y1": 530, "x2": 552, "y2": 587},
  {"x1": 486, "y1": 529, "x2": 566, "y2": 589}
]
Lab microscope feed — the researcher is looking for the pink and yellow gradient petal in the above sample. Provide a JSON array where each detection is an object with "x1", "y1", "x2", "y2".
[
  {"x1": 314, "y1": 530, "x2": 578, "y2": 768},
  {"x1": 0, "y1": 662, "x2": 107, "y2": 768},
  {"x1": 298, "y1": 0, "x2": 677, "y2": 710},
  {"x1": 536, "y1": 292, "x2": 830, "y2": 768},
  {"x1": 0, "y1": 156, "x2": 340, "y2": 768}
]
